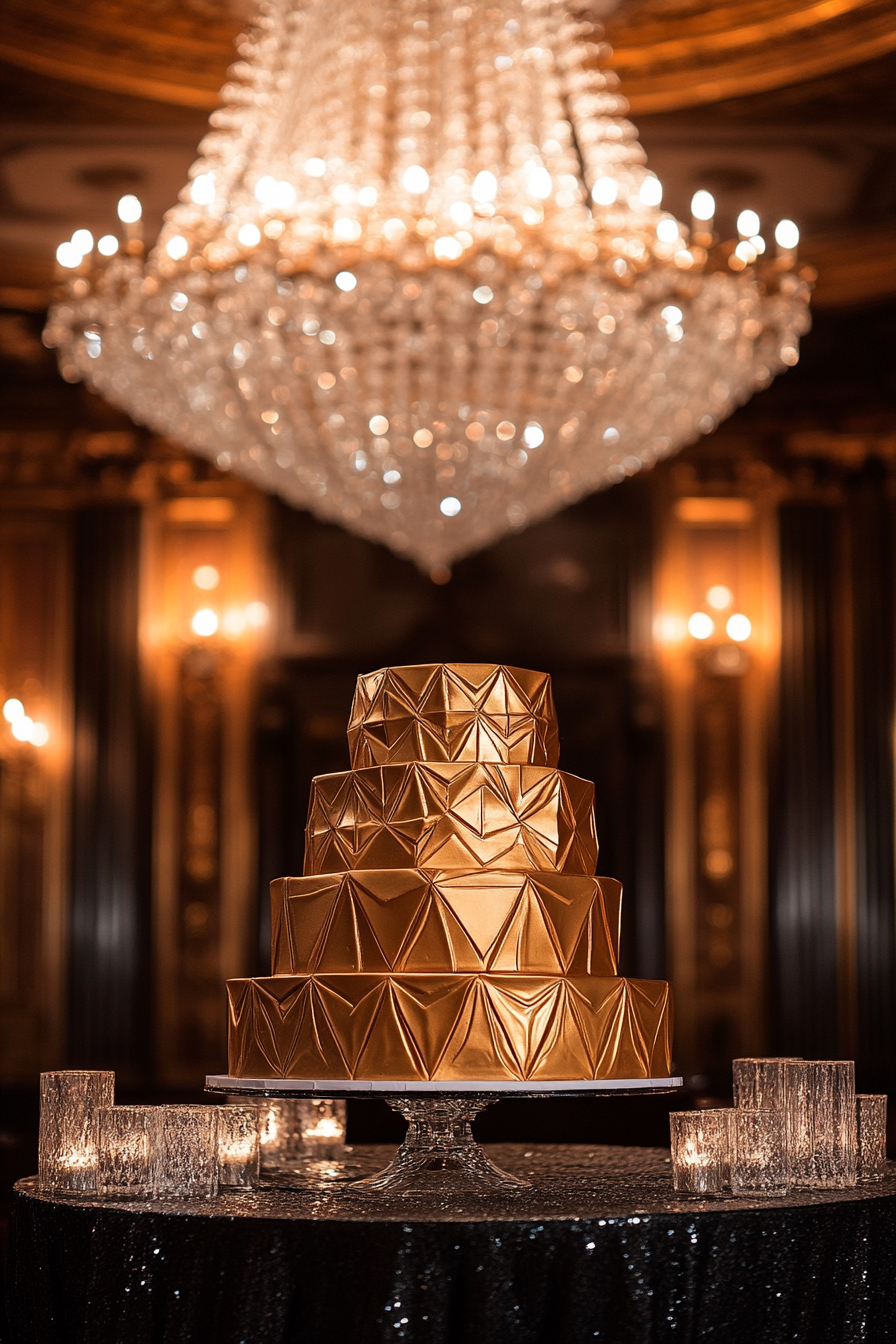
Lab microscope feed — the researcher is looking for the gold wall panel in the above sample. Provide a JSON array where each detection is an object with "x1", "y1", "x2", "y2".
[
  {"x1": 305, "y1": 763, "x2": 597, "y2": 876},
  {"x1": 271, "y1": 871, "x2": 622, "y2": 977},
  {"x1": 347, "y1": 663, "x2": 560, "y2": 769},
  {"x1": 227, "y1": 973, "x2": 672, "y2": 1083}
]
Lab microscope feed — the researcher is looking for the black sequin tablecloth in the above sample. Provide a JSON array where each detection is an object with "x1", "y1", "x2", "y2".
[{"x1": 9, "y1": 1145, "x2": 896, "y2": 1344}]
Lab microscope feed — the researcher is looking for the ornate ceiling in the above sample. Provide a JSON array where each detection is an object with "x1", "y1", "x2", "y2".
[{"x1": 1, "y1": 0, "x2": 894, "y2": 113}]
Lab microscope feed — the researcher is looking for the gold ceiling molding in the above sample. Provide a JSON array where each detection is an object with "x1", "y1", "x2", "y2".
[{"x1": 0, "y1": 0, "x2": 894, "y2": 113}]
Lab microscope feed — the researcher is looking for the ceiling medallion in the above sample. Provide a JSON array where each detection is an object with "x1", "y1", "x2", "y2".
[{"x1": 45, "y1": 0, "x2": 812, "y2": 576}]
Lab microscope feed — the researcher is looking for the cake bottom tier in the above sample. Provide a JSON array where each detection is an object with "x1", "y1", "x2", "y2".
[{"x1": 227, "y1": 973, "x2": 672, "y2": 1082}]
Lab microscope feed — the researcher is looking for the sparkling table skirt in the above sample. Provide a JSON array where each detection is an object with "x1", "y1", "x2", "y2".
[{"x1": 9, "y1": 1145, "x2": 896, "y2": 1343}]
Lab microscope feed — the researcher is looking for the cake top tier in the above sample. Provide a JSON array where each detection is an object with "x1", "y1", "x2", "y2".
[{"x1": 347, "y1": 663, "x2": 560, "y2": 768}]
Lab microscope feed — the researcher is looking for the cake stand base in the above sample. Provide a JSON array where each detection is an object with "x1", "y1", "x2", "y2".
[{"x1": 352, "y1": 1095, "x2": 528, "y2": 1194}]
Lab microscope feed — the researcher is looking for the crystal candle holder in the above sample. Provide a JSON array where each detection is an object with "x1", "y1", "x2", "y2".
[
  {"x1": 784, "y1": 1060, "x2": 856, "y2": 1188},
  {"x1": 96, "y1": 1106, "x2": 154, "y2": 1200},
  {"x1": 670, "y1": 1111, "x2": 730, "y2": 1195},
  {"x1": 217, "y1": 1106, "x2": 260, "y2": 1188},
  {"x1": 298, "y1": 1099, "x2": 347, "y2": 1159},
  {"x1": 151, "y1": 1105, "x2": 219, "y2": 1199},
  {"x1": 254, "y1": 1098, "x2": 347, "y2": 1172},
  {"x1": 39, "y1": 1070, "x2": 115, "y2": 1193},
  {"x1": 733, "y1": 1058, "x2": 802, "y2": 1111},
  {"x1": 731, "y1": 1109, "x2": 787, "y2": 1197},
  {"x1": 856, "y1": 1095, "x2": 887, "y2": 1183}
]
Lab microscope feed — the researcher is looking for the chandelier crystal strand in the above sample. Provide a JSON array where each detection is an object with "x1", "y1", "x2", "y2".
[{"x1": 45, "y1": 0, "x2": 812, "y2": 574}]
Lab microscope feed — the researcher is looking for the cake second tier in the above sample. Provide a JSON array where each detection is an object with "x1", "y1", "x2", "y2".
[
  {"x1": 271, "y1": 870, "x2": 623, "y2": 976},
  {"x1": 305, "y1": 762, "x2": 597, "y2": 875}
]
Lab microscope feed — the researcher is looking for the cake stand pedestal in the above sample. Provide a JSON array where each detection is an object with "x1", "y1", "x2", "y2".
[{"x1": 206, "y1": 1075, "x2": 683, "y2": 1195}]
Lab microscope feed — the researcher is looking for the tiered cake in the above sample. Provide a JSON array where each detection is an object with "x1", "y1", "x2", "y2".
[{"x1": 227, "y1": 664, "x2": 672, "y2": 1082}]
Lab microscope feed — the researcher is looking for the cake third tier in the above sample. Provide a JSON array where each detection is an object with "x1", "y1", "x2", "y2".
[{"x1": 305, "y1": 762, "x2": 597, "y2": 875}]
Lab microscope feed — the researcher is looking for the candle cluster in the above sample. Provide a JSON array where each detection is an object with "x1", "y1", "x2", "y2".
[
  {"x1": 670, "y1": 1059, "x2": 887, "y2": 1197},
  {"x1": 38, "y1": 1073, "x2": 346, "y2": 1200}
]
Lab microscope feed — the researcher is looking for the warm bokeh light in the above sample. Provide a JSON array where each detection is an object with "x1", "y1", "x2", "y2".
[
  {"x1": 655, "y1": 614, "x2": 686, "y2": 643},
  {"x1": 117, "y1": 195, "x2": 142, "y2": 224},
  {"x1": 191, "y1": 608, "x2": 219, "y2": 637},
  {"x1": 736, "y1": 210, "x2": 760, "y2": 238},
  {"x1": 688, "y1": 612, "x2": 714, "y2": 640},
  {"x1": 3, "y1": 697, "x2": 24, "y2": 723},
  {"x1": 71, "y1": 229, "x2": 94, "y2": 255},
  {"x1": 222, "y1": 608, "x2": 247, "y2": 637},
  {"x1": 56, "y1": 242, "x2": 81, "y2": 269},
  {"x1": 691, "y1": 190, "x2": 715, "y2": 222},
  {"x1": 707, "y1": 585, "x2": 733, "y2": 610},
  {"x1": 11, "y1": 715, "x2": 33, "y2": 742},
  {"x1": 29, "y1": 722, "x2": 50, "y2": 747},
  {"x1": 727, "y1": 613, "x2": 752, "y2": 641},
  {"x1": 192, "y1": 565, "x2": 220, "y2": 590},
  {"x1": 775, "y1": 219, "x2": 799, "y2": 250},
  {"x1": 639, "y1": 176, "x2": 663, "y2": 207},
  {"x1": 97, "y1": 235, "x2": 119, "y2": 257},
  {"x1": 245, "y1": 601, "x2": 269, "y2": 628}
]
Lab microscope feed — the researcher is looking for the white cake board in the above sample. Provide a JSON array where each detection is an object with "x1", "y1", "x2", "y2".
[{"x1": 206, "y1": 1074, "x2": 683, "y2": 1098}]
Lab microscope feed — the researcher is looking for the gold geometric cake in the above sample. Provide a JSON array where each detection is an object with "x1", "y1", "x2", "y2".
[{"x1": 227, "y1": 663, "x2": 673, "y2": 1082}]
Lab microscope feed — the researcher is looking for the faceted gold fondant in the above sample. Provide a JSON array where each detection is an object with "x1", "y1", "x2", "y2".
[
  {"x1": 227, "y1": 661, "x2": 673, "y2": 1082},
  {"x1": 271, "y1": 871, "x2": 622, "y2": 976},
  {"x1": 227, "y1": 975, "x2": 672, "y2": 1082},
  {"x1": 347, "y1": 663, "x2": 560, "y2": 768},
  {"x1": 305, "y1": 763, "x2": 597, "y2": 876}
]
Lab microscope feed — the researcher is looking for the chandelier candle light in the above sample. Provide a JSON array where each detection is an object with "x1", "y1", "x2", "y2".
[{"x1": 45, "y1": 0, "x2": 812, "y2": 576}]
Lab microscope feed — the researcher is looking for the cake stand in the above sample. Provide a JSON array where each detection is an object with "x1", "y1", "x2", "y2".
[{"x1": 206, "y1": 1074, "x2": 683, "y2": 1195}]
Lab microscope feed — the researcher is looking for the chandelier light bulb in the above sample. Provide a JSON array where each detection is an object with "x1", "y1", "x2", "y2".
[
  {"x1": 591, "y1": 176, "x2": 617, "y2": 206},
  {"x1": 117, "y1": 195, "x2": 142, "y2": 224},
  {"x1": 775, "y1": 219, "x2": 800, "y2": 250},
  {"x1": 639, "y1": 177, "x2": 663, "y2": 207},
  {"x1": 97, "y1": 235, "x2": 119, "y2": 256},
  {"x1": 737, "y1": 210, "x2": 760, "y2": 238},
  {"x1": 691, "y1": 190, "x2": 715, "y2": 222},
  {"x1": 190, "y1": 173, "x2": 216, "y2": 205},
  {"x1": 3, "y1": 698, "x2": 24, "y2": 723},
  {"x1": 471, "y1": 171, "x2": 498, "y2": 203},
  {"x1": 402, "y1": 165, "x2": 430, "y2": 195},
  {"x1": 71, "y1": 229, "x2": 94, "y2": 255},
  {"x1": 688, "y1": 612, "x2": 714, "y2": 640},
  {"x1": 45, "y1": 0, "x2": 811, "y2": 573},
  {"x1": 56, "y1": 242, "x2": 82, "y2": 268}
]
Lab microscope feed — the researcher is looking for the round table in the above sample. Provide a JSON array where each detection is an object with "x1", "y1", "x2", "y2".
[{"x1": 8, "y1": 1146, "x2": 896, "y2": 1344}]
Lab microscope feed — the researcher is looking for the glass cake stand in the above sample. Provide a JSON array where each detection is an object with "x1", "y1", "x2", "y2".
[{"x1": 206, "y1": 1076, "x2": 683, "y2": 1196}]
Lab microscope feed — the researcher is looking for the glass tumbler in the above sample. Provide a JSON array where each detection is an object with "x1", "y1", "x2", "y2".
[
  {"x1": 96, "y1": 1106, "x2": 154, "y2": 1199},
  {"x1": 784, "y1": 1060, "x2": 856, "y2": 1188},
  {"x1": 151, "y1": 1105, "x2": 219, "y2": 1198},
  {"x1": 217, "y1": 1106, "x2": 260, "y2": 1188},
  {"x1": 731, "y1": 1109, "x2": 787, "y2": 1197},
  {"x1": 856, "y1": 1095, "x2": 887, "y2": 1183},
  {"x1": 670, "y1": 1110, "x2": 730, "y2": 1195}
]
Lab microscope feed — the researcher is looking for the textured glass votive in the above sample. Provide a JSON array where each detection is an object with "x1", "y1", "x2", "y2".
[
  {"x1": 151, "y1": 1105, "x2": 219, "y2": 1198},
  {"x1": 784, "y1": 1060, "x2": 856, "y2": 1188},
  {"x1": 217, "y1": 1106, "x2": 260, "y2": 1188},
  {"x1": 856, "y1": 1094, "x2": 887, "y2": 1183},
  {"x1": 96, "y1": 1106, "x2": 153, "y2": 1200},
  {"x1": 39, "y1": 1070, "x2": 115, "y2": 1193},
  {"x1": 298, "y1": 1099, "x2": 347, "y2": 1159},
  {"x1": 731, "y1": 1109, "x2": 787, "y2": 1197},
  {"x1": 733, "y1": 1058, "x2": 801, "y2": 1111},
  {"x1": 255, "y1": 1098, "x2": 347, "y2": 1171},
  {"x1": 670, "y1": 1111, "x2": 730, "y2": 1195}
]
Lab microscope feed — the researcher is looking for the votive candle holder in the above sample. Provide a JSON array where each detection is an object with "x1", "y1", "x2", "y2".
[
  {"x1": 731, "y1": 1109, "x2": 787, "y2": 1197},
  {"x1": 217, "y1": 1106, "x2": 260, "y2": 1188},
  {"x1": 784, "y1": 1060, "x2": 856, "y2": 1188},
  {"x1": 670, "y1": 1111, "x2": 730, "y2": 1195},
  {"x1": 39, "y1": 1070, "x2": 115, "y2": 1193},
  {"x1": 856, "y1": 1095, "x2": 887, "y2": 1183},
  {"x1": 151, "y1": 1105, "x2": 219, "y2": 1198},
  {"x1": 96, "y1": 1106, "x2": 154, "y2": 1200},
  {"x1": 733, "y1": 1058, "x2": 801, "y2": 1112},
  {"x1": 254, "y1": 1098, "x2": 347, "y2": 1172}
]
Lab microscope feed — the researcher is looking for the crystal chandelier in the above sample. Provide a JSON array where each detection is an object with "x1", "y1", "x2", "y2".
[{"x1": 45, "y1": 0, "x2": 812, "y2": 575}]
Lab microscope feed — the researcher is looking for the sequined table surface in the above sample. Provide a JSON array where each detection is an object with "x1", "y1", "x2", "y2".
[{"x1": 9, "y1": 1145, "x2": 896, "y2": 1343}]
